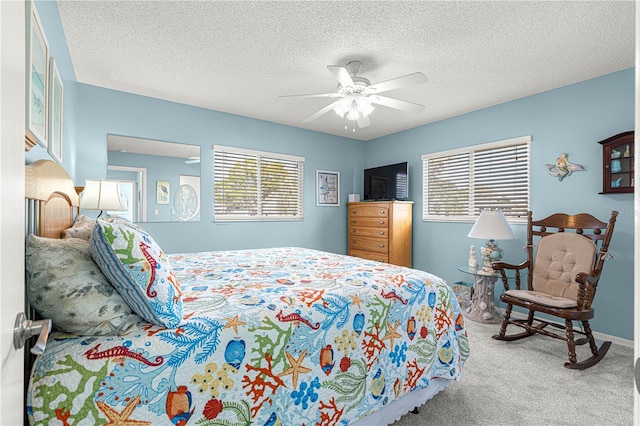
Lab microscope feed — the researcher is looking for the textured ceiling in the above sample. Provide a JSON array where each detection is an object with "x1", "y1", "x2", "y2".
[{"x1": 58, "y1": 1, "x2": 635, "y2": 142}]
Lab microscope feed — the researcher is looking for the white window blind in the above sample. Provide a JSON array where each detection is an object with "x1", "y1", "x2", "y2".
[
  {"x1": 214, "y1": 145, "x2": 304, "y2": 221},
  {"x1": 422, "y1": 136, "x2": 531, "y2": 223}
]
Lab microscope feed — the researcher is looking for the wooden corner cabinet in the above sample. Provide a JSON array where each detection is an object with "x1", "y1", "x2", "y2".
[
  {"x1": 347, "y1": 201, "x2": 413, "y2": 267},
  {"x1": 598, "y1": 131, "x2": 634, "y2": 194}
]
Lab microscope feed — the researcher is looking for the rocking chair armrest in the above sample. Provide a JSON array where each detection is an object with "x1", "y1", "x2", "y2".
[
  {"x1": 491, "y1": 260, "x2": 528, "y2": 271},
  {"x1": 575, "y1": 269, "x2": 602, "y2": 285},
  {"x1": 575, "y1": 269, "x2": 602, "y2": 310},
  {"x1": 492, "y1": 260, "x2": 529, "y2": 291}
]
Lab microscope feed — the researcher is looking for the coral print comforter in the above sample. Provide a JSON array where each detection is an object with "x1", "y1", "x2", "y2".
[{"x1": 28, "y1": 248, "x2": 469, "y2": 425}]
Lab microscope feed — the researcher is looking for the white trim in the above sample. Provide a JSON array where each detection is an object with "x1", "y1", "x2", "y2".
[
  {"x1": 422, "y1": 135, "x2": 531, "y2": 223},
  {"x1": 633, "y1": 6, "x2": 639, "y2": 422},
  {"x1": 107, "y1": 165, "x2": 147, "y2": 222},
  {"x1": 213, "y1": 144, "x2": 304, "y2": 163},
  {"x1": 213, "y1": 145, "x2": 305, "y2": 221},
  {"x1": 420, "y1": 135, "x2": 531, "y2": 161}
]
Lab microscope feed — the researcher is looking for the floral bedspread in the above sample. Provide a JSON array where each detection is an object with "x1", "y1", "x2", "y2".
[{"x1": 28, "y1": 247, "x2": 469, "y2": 425}]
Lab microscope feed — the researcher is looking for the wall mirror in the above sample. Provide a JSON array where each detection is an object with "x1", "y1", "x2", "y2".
[{"x1": 106, "y1": 134, "x2": 201, "y2": 222}]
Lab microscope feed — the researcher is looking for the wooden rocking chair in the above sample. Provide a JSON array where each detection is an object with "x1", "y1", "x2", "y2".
[{"x1": 491, "y1": 210, "x2": 617, "y2": 370}]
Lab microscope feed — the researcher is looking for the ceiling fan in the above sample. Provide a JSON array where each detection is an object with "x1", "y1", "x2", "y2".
[{"x1": 280, "y1": 61, "x2": 428, "y2": 130}]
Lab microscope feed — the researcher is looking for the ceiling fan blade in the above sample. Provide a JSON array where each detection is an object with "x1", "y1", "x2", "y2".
[
  {"x1": 368, "y1": 72, "x2": 428, "y2": 93},
  {"x1": 303, "y1": 100, "x2": 342, "y2": 123},
  {"x1": 357, "y1": 115, "x2": 371, "y2": 128},
  {"x1": 279, "y1": 92, "x2": 342, "y2": 99},
  {"x1": 327, "y1": 65, "x2": 355, "y2": 88},
  {"x1": 369, "y1": 95, "x2": 425, "y2": 114}
]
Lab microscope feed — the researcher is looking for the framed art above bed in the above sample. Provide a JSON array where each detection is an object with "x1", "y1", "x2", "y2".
[
  {"x1": 26, "y1": 1, "x2": 49, "y2": 149},
  {"x1": 24, "y1": 160, "x2": 469, "y2": 426}
]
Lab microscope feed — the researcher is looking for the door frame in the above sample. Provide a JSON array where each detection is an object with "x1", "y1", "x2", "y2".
[
  {"x1": 0, "y1": 1, "x2": 26, "y2": 424},
  {"x1": 107, "y1": 165, "x2": 147, "y2": 222},
  {"x1": 634, "y1": 7, "x2": 639, "y2": 424}
]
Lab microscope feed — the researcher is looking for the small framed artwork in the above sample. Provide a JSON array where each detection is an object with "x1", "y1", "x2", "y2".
[
  {"x1": 26, "y1": 1, "x2": 49, "y2": 148},
  {"x1": 157, "y1": 181, "x2": 170, "y2": 205},
  {"x1": 48, "y1": 59, "x2": 63, "y2": 163},
  {"x1": 316, "y1": 170, "x2": 340, "y2": 207}
]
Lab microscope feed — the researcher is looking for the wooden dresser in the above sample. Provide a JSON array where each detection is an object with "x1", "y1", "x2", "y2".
[{"x1": 347, "y1": 201, "x2": 413, "y2": 267}]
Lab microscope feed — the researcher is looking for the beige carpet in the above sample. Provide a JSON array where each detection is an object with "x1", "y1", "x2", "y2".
[{"x1": 392, "y1": 318, "x2": 634, "y2": 426}]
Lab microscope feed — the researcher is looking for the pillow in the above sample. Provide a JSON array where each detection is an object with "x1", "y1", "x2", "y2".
[
  {"x1": 90, "y1": 218, "x2": 183, "y2": 328},
  {"x1": 61, "y1": 214, "x2": 95, "y2": 240},
  {"x1": 26, "y1": 234, "x2": 143, "y2": 335}
]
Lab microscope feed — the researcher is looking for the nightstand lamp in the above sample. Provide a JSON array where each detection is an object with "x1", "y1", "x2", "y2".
[
  {"x1": 467, "y1": 209, "x2": 517, "y2": 274},
  {"x1": 80, "y1": 180, "x2": 127, "y2": 218}
]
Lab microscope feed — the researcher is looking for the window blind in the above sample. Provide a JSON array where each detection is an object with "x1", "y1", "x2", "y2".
[
  {"x1": 422, "y1": 136, "x2": 531, "y2": 222},
  {"x1": 214, "y1": 145, "x2": 304, "y2": 221}
]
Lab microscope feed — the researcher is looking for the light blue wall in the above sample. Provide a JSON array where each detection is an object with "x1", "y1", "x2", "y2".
[
  {"x1": 32, "y1": 1, "x2": 635, "y2": 340},
  {"x1": 366, "y1": 69, "x2": 635, "y2": 340},
  {"x1": 75, "y1": 84, "x2": 366, "y2": 254}
]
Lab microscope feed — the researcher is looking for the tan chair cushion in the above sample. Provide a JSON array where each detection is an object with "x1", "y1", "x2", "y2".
[
  {"x1": 506, "y1": 289, "x2": 577, "y2": 308},
  {"x1": 531, "y1": 233, "x2": 597, "y2": 302}
]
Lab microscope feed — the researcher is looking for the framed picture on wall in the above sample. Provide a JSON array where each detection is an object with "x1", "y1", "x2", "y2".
[
  {"x1": 26, "y1": 1, "x2": 49, "y2": 148},
  {"x1": 48, "y1": 59, "x2": 63, "y2": 163},
  {"x1": 316, "y1": 170, "x2": 340, "y2": 206},
  {"x1": 157, "y1": 181, "x2": 170, "y2": 205}
]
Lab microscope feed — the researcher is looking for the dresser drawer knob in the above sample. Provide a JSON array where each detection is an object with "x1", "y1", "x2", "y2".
[
  {"x1": 379, "y1": 221, "x2": 385, "y2": 224},
  {"x1": 379, "y1": 231, "x2": 385, "y2": 235},
  {"x1": 379, "y1": 244, "x2": 385, "y2": 248},
  {"x1": 379, "y1": 210, "x2": 385, "y2": 215}
]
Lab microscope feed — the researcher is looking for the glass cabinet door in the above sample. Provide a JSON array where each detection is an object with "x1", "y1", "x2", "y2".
[{"x1": 599, "y1": 131, "x2": 634, "y2": 194}]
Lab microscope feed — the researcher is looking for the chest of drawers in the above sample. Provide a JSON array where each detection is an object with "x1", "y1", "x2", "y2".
[{"x1": 347, "y1": 201, "x2": 413, "y2": 267}]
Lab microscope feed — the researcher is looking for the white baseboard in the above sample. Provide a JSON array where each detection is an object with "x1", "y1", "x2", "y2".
[{"x1": 507, "y1": 310, "x2": 633, "y2": 349}]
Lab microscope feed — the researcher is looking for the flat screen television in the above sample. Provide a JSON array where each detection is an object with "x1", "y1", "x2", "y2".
[{"x1": 363, "y1": 162, "x2": 409, "y2": 201}]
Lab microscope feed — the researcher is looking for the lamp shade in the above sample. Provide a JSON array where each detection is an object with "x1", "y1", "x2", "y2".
[
  {"x1": 80, "y1": 180, "x2": 127, "y2": 211},
  {"x1": 467, "y1": 210, "x2": 516, "y2": 240}
]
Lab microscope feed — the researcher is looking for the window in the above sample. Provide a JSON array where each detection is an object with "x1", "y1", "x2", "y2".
[
  {"x1": 422, "y1": 135, "x2": 531, "y2": 223},
  {"x1": 213, "y1": 145, "x2": 304, "y2": 221}
]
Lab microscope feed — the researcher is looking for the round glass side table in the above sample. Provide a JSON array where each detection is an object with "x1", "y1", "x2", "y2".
[{"x1": 457, "y1": 265, "x2": 503, "y2": 324}]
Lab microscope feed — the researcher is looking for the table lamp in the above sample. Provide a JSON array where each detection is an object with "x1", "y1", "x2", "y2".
[
  {"x1": 467, "y1": 209, "x2": 517, "y2": 274},
  {"x1": 80, "y1": 180, "x2": 127, "y2": 217}
]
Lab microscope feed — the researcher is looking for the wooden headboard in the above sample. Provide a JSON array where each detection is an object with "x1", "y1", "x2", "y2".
[
  {"x1": 24, "y1": 160, "x2": 80, "y2": 424},
  {"x1": 25, "y1": 160, "x2": 79, "y2": 239}
]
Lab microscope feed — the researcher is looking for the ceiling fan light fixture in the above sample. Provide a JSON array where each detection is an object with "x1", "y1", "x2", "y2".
[
  {"x1": 347, "y1": 102, "x2": 361, "y2": 121},
  {"x1": 333, "y1": 97, "x2": 351, "y2": 116},
  {"x1": 334, "y1": 94, "x2": 373, "y2": 122},
  {"x1": 356, "y1": 97, "x2": 374, "y2": 117},
  {"x1": 284, "y1": 61, "x2": 427, "y2": 130}
]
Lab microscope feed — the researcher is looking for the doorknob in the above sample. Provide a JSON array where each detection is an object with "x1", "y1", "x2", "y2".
[{"x1": 13, "y1": 312, "x2": 51, "y2": 355}]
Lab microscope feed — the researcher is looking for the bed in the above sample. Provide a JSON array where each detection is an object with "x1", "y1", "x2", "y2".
[{"x1": 24, "y1": 160, "x2": 469, "y2": 425}]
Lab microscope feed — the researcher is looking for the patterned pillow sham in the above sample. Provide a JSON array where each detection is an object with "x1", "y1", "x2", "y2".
[
  {"x1": 90, "y1": 218, "x2": 183, "y2": 328},
  {"x1": 61, "y1": 214, "x2": 95, "y2": 240},
  {"x1": 26, "y1": 234, "x2": 143, "y2": 335}
]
